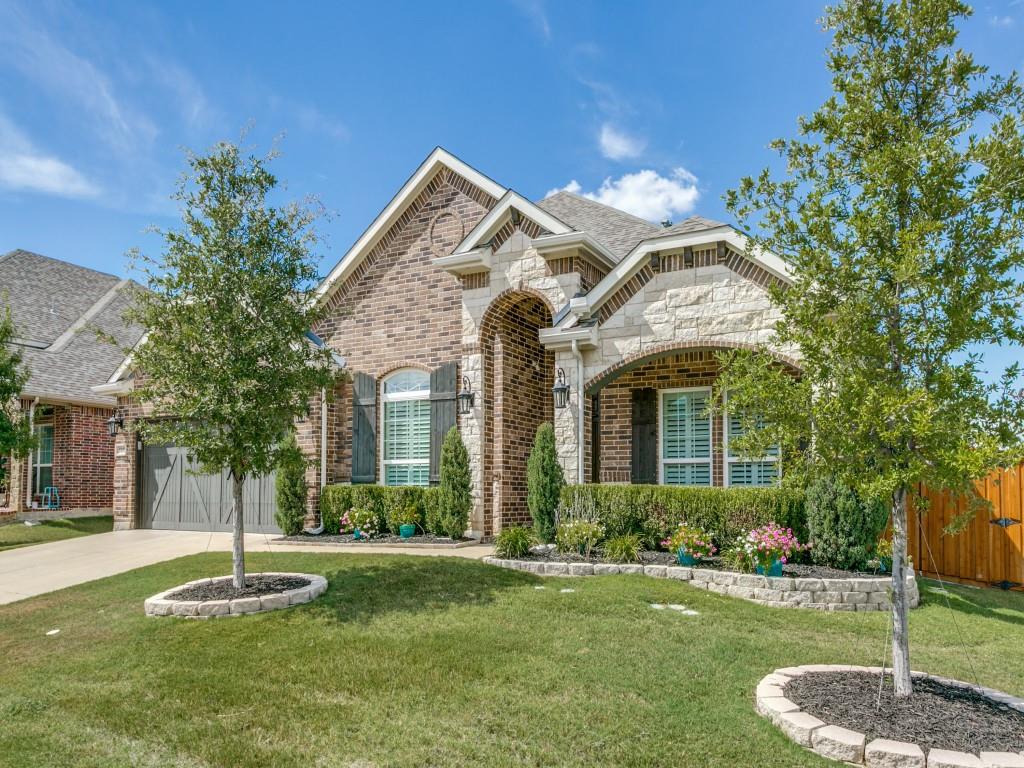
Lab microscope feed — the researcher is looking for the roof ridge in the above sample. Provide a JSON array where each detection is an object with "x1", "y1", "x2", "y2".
[
  {"x1": 47, "y1": 279, "x2": 130, "y2": 353},
  {"x1": 543, "y1": 190, "x2": 661, "y2": 230},
  {"x1": 3, "y1": 248, "x2": 122, "y2": 281}
]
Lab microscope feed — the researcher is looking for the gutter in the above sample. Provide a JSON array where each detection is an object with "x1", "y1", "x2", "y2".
[
  {"x1": 570, "y1": 340, "x2": 585, "y2": 484},
  {"x1": 25, "y1": 397, "x2": 38, "y2": 508}
]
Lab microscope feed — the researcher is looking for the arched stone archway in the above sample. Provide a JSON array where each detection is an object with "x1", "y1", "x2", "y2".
[{"x1": 479, "y1": 290, "x2": 554, "y2": 536}]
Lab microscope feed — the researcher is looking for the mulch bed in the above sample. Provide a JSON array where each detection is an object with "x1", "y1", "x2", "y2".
[
  {"x1": 515, "y1": 550, "x2": 884, "y2": 579},
  {"x1": 785, "y1": 671, "x2": 1024, "y2": 754},
  {"x1": 166, "y1": 575, "x2": 311, "y2": 601},
  {"x1": 278, "y1": 533, "x2": 473, "y2": 545}
]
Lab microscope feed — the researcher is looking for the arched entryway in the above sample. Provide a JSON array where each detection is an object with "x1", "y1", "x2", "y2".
[{"x1": 480, "y1": 290, "x2": 554, "y2": 536}]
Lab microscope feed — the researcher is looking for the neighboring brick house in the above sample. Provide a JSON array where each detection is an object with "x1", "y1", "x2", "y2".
[
  {"x1": 104, "y1": 148, "x2": 797, "y2": 537},
  {"x1": 0, "y1": 250, "x2": 146, "y2": 520}
]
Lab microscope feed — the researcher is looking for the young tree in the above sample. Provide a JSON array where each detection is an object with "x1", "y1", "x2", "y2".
[
  {"x1": 720, "y1": 0, "x2": 1024, "y2": 696},
  {"x1": 429, "y1": 426, "x2": 472, "y2": 538},
  {"x1": 127, "y1": 141, "x2": 333, "y2": 587},
  {"x1": 0, "y1": 305, "x2": 33, "y2": 488},
  {"x1": 526, "y1": 422, "x2": 563, "y2": 542},
  {"x1": 275, "y1": 432, "x2": 308, "y2": 537}
]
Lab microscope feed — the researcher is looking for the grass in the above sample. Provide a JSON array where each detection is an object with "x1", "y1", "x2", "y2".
[
  {"x1": 0, "y1": 553, "x2": 1021, "y2": 768},
  {"x1": 0, "y1": 515, "x2": 113, "y2": 552}
]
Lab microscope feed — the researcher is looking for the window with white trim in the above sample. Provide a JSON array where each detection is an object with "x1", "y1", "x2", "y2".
[
  {"x1": 382, "y1": 369, "x2": 430, "y2": 487},
  {"x1": 724, "y1": 398, "x2": 780, "y2": 487},
  {"x1": 659, "y1": 388, "x2": 712, "y2": 486},
  {"x1": 33, "y1": 423, "x2": 54, "y2": 496}
]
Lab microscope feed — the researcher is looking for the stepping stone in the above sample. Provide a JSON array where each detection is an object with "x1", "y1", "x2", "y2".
[
  {"x1": 45, "y1": 629, "x2": 60, "y2": 636},
  {"x1": 560, "y1": 588, "x2": 575, "y2": 594},
  {"x1": 650, "y1": 603, "x2": 666, "y2": 610},
  {"x1": 534, "y1": 586, "x2": 545, "y2": 590}
]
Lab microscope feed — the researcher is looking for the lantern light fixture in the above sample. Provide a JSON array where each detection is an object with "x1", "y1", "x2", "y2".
[
  {"x1": 552, "y1": 368, "x2": 570, "y2": 410},
  {"x1": 106, "y1": 412, "x2": 124, "y2": 437},
  {"x1": 457, "y1": 376, "x2": 475, "y2": 415}
]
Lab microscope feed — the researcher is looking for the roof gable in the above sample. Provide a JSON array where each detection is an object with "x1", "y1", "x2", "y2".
[
  {"x1": 314, "y1": 147, "x2": 505, "y2": 304},
  {"x1": 535, "y1": 191, "x2": 662, "y2": 261}
]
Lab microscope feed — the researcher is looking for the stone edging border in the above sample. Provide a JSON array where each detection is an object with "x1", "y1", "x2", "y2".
[
  {"x1": 756, "y1": 665, "x2": 1024, "y2": 767},
  {"x1": 144, "y1": 572, "x2": 327, "y2": 618},
  {"x1": 482, "y1": 557, "x2": 918, "y2": 612}
]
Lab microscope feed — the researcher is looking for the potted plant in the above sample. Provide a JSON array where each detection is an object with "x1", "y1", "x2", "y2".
[
  {"x1": 349, "y1": 507, "x2": 379, "y2": 541},
  {"x1": 875, "y1": 538, "x2": 893, "y2": 573},
  {"x1": 741, "y1": 523, "x2": 808, "y2": 577},
  {"x1": 662, "y1": 525, "x2": 716, "y2": 566},
  {"x1": 395, "y1": 504, "x2": 419, "y2": 539}
]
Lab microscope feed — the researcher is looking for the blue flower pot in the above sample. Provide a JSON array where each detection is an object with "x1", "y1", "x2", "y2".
[
  {"x1": 677, "y1": 550, "x2": 697, "y2": 566},
  {"x1": 353, "y1": 529, "x2": 364, "y2": 540},
  {"x1": 879, "y1": 557, "x2": 892, "y2": 573},
  {"x1": 399, "y1": 524, "x2": 416, "y2": 539},
  {"x1": 756, "y1": 560, "x2": 783, "y2": 577}
]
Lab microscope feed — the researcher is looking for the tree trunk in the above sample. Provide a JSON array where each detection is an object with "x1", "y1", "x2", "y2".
[
  {"x1": 890, "y1": 485, "x2": 912, "y2": 697},
  {"x1": 231, "y1": 471, "x2": 245, "y2": 589}
]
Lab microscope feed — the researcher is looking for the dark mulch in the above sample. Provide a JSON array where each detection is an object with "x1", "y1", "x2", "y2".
[
  {"x1": 166, "y1": 575, "x2": 311, "y2": 601},
  {"x1": 785, "y1": 671, "x2": 1024, "y2": 754},
  {"x1": 278, "y1": 533, "x2": 473, "y2": 545},
  {"x1": 515, "y1": 549, "x2": 885, "y2": 580}
]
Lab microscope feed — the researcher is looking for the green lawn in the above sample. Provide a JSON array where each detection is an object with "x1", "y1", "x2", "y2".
[
  {"x1": 0, "y1": 553, "x2": 1021, "y2": 768},
  {"x1": 0, "y1": 515, "x2": 113, "y2": 552}
]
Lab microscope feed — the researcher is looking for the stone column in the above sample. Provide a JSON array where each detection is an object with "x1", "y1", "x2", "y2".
[
  {"x1": 553, "y1": 349, "x2": 581, "y2": 486},
  {"x1": 112, "y1": 428, "x2": 136, "y2": 530},
  {"x1": 460, "y1": 350, "x2": 485, "y2": 538}
]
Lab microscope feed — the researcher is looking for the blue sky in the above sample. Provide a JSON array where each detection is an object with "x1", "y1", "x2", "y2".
[{"x1": 1, "y1": 0, "x2": 1021, "y2": 379}]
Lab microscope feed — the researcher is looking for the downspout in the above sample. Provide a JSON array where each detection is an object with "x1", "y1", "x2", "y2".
[
  {"x1": 571, "y1": 340, "x2": 585, "y2": 484},
  {"x1": 320, "y1": 387, "x2": 327, "y2": 490},
  {"x1": 25, "y1": 397, "x2": 38, "y2": 508}
]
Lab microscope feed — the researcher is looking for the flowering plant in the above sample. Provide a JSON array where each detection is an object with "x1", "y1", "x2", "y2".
[
  {"x1": 555, "y1": 519, "x2": 604, "y2": 556},
  {"x1": 337, "y1": 510, "x2": 354, "y2": 534},
  {"x1": 349, "y1": 507, "x2": 379, "y2": 538},
  {"x1": 661, "y1": 525, "x2": 716, "y2": 560},
  {"x1": 736, "y1": 523, "x2": 808, "y2": 572}
]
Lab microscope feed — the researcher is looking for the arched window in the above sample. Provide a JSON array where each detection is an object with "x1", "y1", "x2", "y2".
[{"x1": 382, "y1": 369, "x2": 431, "y2": 486}]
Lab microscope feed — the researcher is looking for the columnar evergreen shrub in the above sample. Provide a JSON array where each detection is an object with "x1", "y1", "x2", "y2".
[
  {"x1": 527, "y1": 423, "x2": 563, "y2": 542},
  {"x1": 557, "y1": 484, "x2": 806, "y2": 550},
  {"x1": 426, "y1": 427, "x2": 471, "y2": 538},
  {"x1": 274, "y1": 433, "x2": 308, "y2": 536},
  {"x1": 805, "y1": 475, "x2": 888, "y2": 570}
]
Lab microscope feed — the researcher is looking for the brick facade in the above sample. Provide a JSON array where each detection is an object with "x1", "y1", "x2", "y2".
[{"x1": 4, "y1": 402, "x2": 115, "y2": 518}]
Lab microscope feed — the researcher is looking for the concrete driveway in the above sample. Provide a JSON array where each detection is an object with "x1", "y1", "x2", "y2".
[{"x1": 0, "y1": 529, "x2": 492, "y2": 605}]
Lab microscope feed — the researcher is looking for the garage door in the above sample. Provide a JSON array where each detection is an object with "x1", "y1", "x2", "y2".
[{"x1": 140, "y1": 443, "x2": 280, "y2": 533}]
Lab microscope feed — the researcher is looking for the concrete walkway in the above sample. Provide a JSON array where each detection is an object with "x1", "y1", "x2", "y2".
[{"x1": 0, "y1": 529, "x2": 493, "y2": 606}]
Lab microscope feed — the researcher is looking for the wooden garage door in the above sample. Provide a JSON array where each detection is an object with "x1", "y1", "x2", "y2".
[{"x1": 140, "y1": 443, "x2": 280, "y2": 533}]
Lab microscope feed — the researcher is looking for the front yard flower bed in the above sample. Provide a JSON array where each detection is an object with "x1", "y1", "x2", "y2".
[
  {"x1": 756, "y1": 665, "x2": 1024, "y2": 764},
  {"x1": 274, "y1": 532, "x2": 478, "y2": 548},
  {"x1": 483, "y1": 555, "x2": 918, "y2": 612},
  {"x1": 144, "y1": 572, "x2": 327, "y2": 618}
]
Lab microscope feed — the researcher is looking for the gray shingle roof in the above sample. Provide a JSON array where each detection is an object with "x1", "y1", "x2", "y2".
[
  {"x1": 535, "y1": 191, "x2": 662, "y2": 261},
  {"x1": 659, "y1": 215, "x2": 727, "y2": 236},
  {"x1": 1, "y1": 250, "x2": 144, "y2": 406}
]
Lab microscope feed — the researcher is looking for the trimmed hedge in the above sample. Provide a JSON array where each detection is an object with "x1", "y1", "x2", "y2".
[
  {"x1": 320, "y1": 484, "x2": 445, "y2": 536},
  {"x1": 558, "y1": 484, "x2": 806, "y2": 549}
]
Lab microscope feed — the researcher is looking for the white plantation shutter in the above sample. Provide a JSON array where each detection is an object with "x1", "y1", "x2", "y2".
[
  {"x1": 661, "y1": 390, "x2": 712, "y2": 486},
  {"x1": 725, "y1": 401, "x2": 779, "y2": 486},
  {"x1": 382, "y1": 369, "x2": 431, "y2": 487}
]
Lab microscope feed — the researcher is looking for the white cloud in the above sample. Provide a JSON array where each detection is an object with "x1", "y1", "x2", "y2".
[
  {"x1": 509, "y1": 0, "x2": 551, "y2": 40},
  {"x1": 548, "y1": 168, "x2": 700, "y2": 222},
  {"x1": 0, "y1": 114, "x2": 100, "y2": 199},
  {"x1": 599, "y1": 123, "x2": 646, "y2": 160},
  {"x1": 989, "y1": 14, "x2": 1015, "y2": 27}
]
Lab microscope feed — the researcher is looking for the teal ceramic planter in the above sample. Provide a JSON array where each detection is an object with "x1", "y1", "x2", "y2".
[
  {"x1": 756, "y1": 560, "x2": 783, "y2": 577},
  {"x1": 353, "y1": 529, "x2": 364, "y2": 540},
  {"x1": 879, "y1": 557, "x2": 892, "y2": 573},
  {"x1": 399, "y1": 524, "x2": 416, "y2": 539},
  {"x1": 677, "y1": 550, "x2": 697, "y2": 566}
]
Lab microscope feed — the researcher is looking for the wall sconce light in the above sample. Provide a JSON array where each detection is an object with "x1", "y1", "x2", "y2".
[
  {"x1": 552, "y1": 368, "x2": 570, "y2": 410},
  {"x1": 106, "y1": 412, "x2": 124, "y2": 437},
  {"x1": 457, "y1": 376, "x2": 475, "y2": 415}
]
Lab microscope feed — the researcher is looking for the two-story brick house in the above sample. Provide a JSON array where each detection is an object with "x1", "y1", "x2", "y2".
[{"x1": 106, "y1": 148, "x2": 797, "y2": 537}]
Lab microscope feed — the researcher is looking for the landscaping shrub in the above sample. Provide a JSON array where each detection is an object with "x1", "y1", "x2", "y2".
[
  {"x1": 274, "y1": 433, "x2": 308, "y2": 536},
  {"x1": 426, "y1": 427, "x2": 471, "y2": 538},
  {"x1": 320, "y1": 484, "x2": 434, "y2": 536},
  {"x1": 555, "y1": 519, "x2": 604, "y2": 556},
  {"x1": 494, "y1": 526, "x2": 534, "y2": 558},
  {"x1": 557, "y1": 484, "x2": 806, "y2": 551},
  {"x1": 382, "y1": 486, "x2": 425, "y2": 534},
  {"x1": 805, "y1": 475, "x2": 888, "y2": 570},
  {"x1": 527, "y1": 422, "x2": 564, "y2": 542},
  {"x1": 603, "y1": 533, "x2": 643, "y2": 563}
]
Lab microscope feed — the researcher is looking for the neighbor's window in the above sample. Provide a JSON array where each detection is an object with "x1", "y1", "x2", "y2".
[
  {"x1": 660, "y1": 388, "x2": 712, "y2": 486},
  {"x1": 33, "y1": 423, "x2": 54, "y2": 495},
  {"x1": 724, "y1": 399, "x2": 780, "y2": 487},
  {"x1": 382, "y1": 369, "x2": 430, "y2": 486}
]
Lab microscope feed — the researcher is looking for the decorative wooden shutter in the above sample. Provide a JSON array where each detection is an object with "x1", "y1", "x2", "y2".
[
  {"x1": 429, "y1": 361, "x2": 458, "y2": 485},
  {"x1": 631, "y1": 388, "x2": 657, "y2": 484},
  {"x1": 351, "y1": 372, "x2": 377, "y2": 484}
]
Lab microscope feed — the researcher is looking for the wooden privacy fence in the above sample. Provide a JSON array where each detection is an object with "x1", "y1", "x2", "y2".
[{"x1": 908, "y1": 463, "x2": 1024, "y2": 590}]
